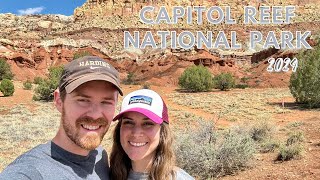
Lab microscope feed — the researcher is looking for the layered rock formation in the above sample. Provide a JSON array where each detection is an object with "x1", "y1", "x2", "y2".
[
  {"x1": 0, "y1": 0, "x2": 319, "y2": 87},
  {"x1": 74, "y1": 0, "x2": 320, "y2": 23}
]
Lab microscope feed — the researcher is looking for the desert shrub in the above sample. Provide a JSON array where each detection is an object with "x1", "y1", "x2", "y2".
[
  {"x1": 276, "y1": 131, "x2": 305, "y2": 161},
  {"x1": 141, "y1": 83, "x2": 151, "y2": 89},
  {"x1": 33, "y1": 79, "x2": 56, "y2": 101},
  {"x1": 33, "y1": 66, "x2": 63, "y2": 101},
  {"x1": 33, "y1": 76, "x2": 44, "y2": 84},
  {"x1": 178, "y1": 65, "x2": 213, "y2": 92},
  {"x1": 276, "y1": 144, "x2": 303, "y2": 161},
  {"x1": 235, "y1": 83, "x2": 249, "y2": 89},
  {"x1": 213, "y1": 72, "x2": 235, "y2": 91},
  {"x1": 214, "y1": 127, "x2": 256, "y2": 175},
  {"x1": 286, "y1": 131, "x2": 304, "y2": 146},
  {"x1": 289, "y1": 44, "x2": 320, "y2": 108},
  {"x1": 23, "y1": 80, "x2": 33, "y2": 90},
  {"x1": 240, "y1": 77, "x2": 250, "y2": 83},
  {"x1": 123, "y1": 72, "x2": 137, "y2": 85},
  {"x1": 287, "y1": 121, "x2": 304, "y2": 128},
  {"x1": 235, "y1": 77, "x2": 250, "y2": 89},
  {"x1": 174, "y1": 121, "x2": 255, "y2": 178},
  {"x1": 0, "y1": 58, "x2": 14, "y2": 80},
  {"x1": 250, "y1": 121, "x2": 279, "y2": 153},
  {"x1": 250, "y1": 121, "x2": 274, "y2": 142},
  {"x1": 259, "y1": 140, "x2": 281, "y2": 153},
  {"x1": 73, "y1": 51, "x2": 92, "y2": 60},
  {"x1": 48, "y1": 66, "x2": 64, "y2": 82},
  {"x1": 0, "y1": 79, "x2": 14, "y2": 96}
]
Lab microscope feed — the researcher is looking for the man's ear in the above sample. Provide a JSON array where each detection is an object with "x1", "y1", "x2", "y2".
[{"x1": 54, "y1": 89, "x2": 63, "y2": 113}]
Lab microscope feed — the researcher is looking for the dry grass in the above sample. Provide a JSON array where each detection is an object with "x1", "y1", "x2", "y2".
[
  {"x1": 0, "y1": 103, "x2": 59, "y2": 171},
  {"x1": 0, "y1": 102, "x2": 117, "y2": 171},
  {"x1": 169, "y1": 88, "x2": 292, "y2": 122}
]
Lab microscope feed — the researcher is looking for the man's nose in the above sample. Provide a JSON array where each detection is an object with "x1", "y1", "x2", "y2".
[{"x1": 86, "y1": 104, "x2": 104, "y2": 120}]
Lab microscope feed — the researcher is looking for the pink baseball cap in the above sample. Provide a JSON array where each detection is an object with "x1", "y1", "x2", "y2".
[{"x1": 113, "y1": 89, "x2": 169, "y2": 124}]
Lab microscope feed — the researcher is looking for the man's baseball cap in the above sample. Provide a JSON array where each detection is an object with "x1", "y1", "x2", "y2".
[
  {"x1": 113, "y1": 89, "x2": 169, "y2": 124},
  {"x1": 59, "y1": 56, "x2": 123, "y2": 95}
]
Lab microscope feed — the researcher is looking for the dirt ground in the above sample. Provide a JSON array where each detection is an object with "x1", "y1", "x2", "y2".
[{"x1": 1, "y1": 81, "x2": 320, "y2": 179}]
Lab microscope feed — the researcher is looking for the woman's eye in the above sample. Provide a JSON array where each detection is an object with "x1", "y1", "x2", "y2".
[
  {"x1": 122, "y1": 120, "x2": 134, "y2": 125},
  {"x1": 143, "y1": 122, "x2": 155, "y2": 126}
]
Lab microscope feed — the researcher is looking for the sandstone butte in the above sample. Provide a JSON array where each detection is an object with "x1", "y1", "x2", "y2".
[{"x1": 0, "y1": 0, "x2": 319, "y2": 88}]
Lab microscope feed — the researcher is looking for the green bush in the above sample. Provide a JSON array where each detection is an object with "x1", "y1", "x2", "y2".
[
  {"x1": 33, "y1": 76, "x2": 44, "y2": 84},
  {"x1": 49, "y1": 66, "x2": 64, "y2": 81},
  {"x1": 178, "y1": 65, "x2": 213, "y2": 92},
  {"x1": 0, "y1": 58, "x2": 14, "y2": 80},
  {"x1": 213, "y1": 73, "x2": 235, "y2": 91},
  {"x1": 174, "y1": 121, "x2": 255, "y2": 178},
  {"x1": 289, "y1": 44, "x2": 320, "y2": 108},
  {"x1": 33, "y1": 66, "x2": 64, "y2": 101},
  {"x1": 33, "y1": 79, "x2": 57, "y2": 101},
  {"x1": 240, "y1": 77, "x2": 250, "y2": 83},
  {"x1": 0, "y1": 79, "x2": 14, "y2": 96},
  {"x1": 277, "y1": 144, "x2": 303, "y2": 161},
  {"x1": 23, "y1": 80, "x2": 33, "y2": 90},
  {"x1": 123, "y1": 72, "x2": 137, "y2": 85},
  {"x1": 235, "y1": 84, "x2": 249, "y2": 89},
  {"x1": 73, "y1": 51, "x2": 92, "y2": 60},
  {"x1": 286, "y1": 131, "x2": 304, "y2": 146},
  {"x1": 236, "y1": 77, "x2": 250, "y2": 89}
]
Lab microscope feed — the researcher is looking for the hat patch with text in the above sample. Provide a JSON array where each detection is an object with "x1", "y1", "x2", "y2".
[
  {"x1": 129, "y1": 95, "x2": 152, "y2": 106},
  {"x1": 79, "y1": 60, "x2": 111, "y2": 69}
]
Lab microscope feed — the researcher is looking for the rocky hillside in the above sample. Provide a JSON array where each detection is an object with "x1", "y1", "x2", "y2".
[{"x1": 0, "y1": 0, "x2": 319, "y2": 87}]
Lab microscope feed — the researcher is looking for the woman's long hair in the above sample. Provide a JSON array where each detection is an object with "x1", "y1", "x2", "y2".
[{"x1": 110, "y1": 120, "x2": 176, "y2": 180}]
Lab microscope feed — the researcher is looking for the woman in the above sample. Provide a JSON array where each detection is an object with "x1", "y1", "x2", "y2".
[{"x1": 110, "y1": 89, "x2": 194, "y2": 180}]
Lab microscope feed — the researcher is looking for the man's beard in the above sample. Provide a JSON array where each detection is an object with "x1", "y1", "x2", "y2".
[{"x1": 62, "y1": 108, "x2": 109, "y2": 151}]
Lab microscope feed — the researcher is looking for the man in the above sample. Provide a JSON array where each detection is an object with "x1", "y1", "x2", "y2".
[{"x1": 0, "y1": 56, "x2": 123, "y2": 179}]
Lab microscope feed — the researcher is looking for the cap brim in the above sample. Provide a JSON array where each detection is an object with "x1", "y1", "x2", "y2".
[
  {"x1": 65, "y1": 73, "x2": 123, "y2": 96},
  {"x1": 113, "y1": 107, "x2": 163, "y2": 124}
]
